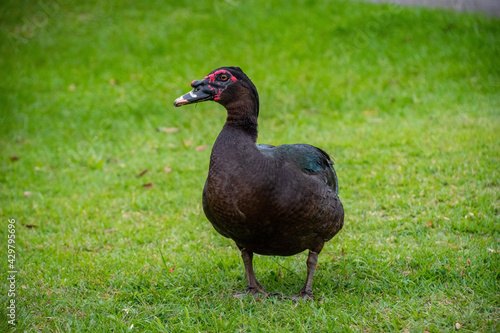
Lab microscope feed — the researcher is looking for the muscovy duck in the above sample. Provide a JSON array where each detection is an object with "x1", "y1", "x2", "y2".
[{"x1": 174, "y1": 67, "x2": 344, "y2": 299}]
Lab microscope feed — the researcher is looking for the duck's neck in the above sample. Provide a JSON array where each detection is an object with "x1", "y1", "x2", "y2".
[
  {"x1": 209, "y1": 98, "x2": 266, "y2": 176},
  {"x1": 223, "y1": 98, "x2": 258, "y2": 143}
]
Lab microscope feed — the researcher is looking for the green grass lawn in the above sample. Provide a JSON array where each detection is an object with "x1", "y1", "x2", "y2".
[{"x1": 1, "y1": 0, "x2": 499, "y2": 331}]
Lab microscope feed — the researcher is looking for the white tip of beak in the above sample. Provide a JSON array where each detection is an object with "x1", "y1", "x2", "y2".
[{"x1": 174, "y1": 96, "x2": 189, "y2": 107}]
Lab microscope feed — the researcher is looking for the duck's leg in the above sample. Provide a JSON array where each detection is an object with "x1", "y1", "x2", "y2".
[
  {"x1": 233, "y1": 247, "x2": 265, "y2": 297},
  {"x1": 292, "y1": 245, "x2": 324, "y2": 300}
]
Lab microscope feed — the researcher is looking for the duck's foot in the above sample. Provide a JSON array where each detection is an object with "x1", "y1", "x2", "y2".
[
  {"x1": 287, "y1": 249, "x2": 325, "y2": 302},
  {"x1": 235, "y1": 248, "x2": 268, "y2": 298}
]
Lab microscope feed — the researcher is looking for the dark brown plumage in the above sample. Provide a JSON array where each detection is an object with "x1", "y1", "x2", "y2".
[{"x1": 174, "y1": 67, "x2": 344, "y2": 299}]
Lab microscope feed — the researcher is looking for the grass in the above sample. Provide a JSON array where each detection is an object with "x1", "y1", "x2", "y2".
[{"x1": 0, "y1": 0, "x2": 499, "y2": 331}]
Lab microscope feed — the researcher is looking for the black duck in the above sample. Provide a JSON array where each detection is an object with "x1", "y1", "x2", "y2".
[{"x1": 174, "y1": 67, "x2": 344, "y2": 299}]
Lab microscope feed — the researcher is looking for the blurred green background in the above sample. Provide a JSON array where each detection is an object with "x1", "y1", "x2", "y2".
[{"x1": 1, "y1": 0, "x2": 499, "y2": 331}]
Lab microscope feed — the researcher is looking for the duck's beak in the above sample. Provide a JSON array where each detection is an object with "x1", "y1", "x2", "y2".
[{"x1": 173, "y1": 87, "x2": 213, "y2": 107}]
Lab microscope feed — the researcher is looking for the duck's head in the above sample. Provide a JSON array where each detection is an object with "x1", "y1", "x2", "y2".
[{"x1": 174, "y1": 67, "x2": 259, "y2": 114}]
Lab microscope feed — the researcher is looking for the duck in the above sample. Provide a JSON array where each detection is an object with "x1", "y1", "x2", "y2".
[{"x1": 174, "y1": 67, "x2": 344, "y2": 299}]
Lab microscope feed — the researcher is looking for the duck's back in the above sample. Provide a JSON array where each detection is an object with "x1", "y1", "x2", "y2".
[{"x1": 257, "y1": 143, "x2": 339, "y2": 195}]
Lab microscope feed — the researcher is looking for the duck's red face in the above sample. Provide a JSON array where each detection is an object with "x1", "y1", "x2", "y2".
[{"x1": 174, "y1": 69, "x2": 238, "y2": 107}]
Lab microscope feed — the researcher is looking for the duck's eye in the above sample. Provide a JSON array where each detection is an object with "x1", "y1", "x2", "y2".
[{"x1": 220, "y1": 74, "x2": 228, "y2": 81}]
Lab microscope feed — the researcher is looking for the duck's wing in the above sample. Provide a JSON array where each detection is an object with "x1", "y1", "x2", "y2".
[{"x1": 257, "y1": 143, "x2": 339, "y2": 195}]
